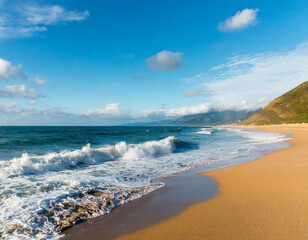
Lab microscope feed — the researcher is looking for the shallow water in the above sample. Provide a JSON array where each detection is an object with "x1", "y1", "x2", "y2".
[{"x1": 0, "y1": 126, "x2": 290, "y2": 239}]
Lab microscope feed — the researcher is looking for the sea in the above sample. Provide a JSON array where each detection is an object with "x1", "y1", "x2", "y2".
[{"x1": 0, "y1": 126, "x2": 290, "y2": 239}]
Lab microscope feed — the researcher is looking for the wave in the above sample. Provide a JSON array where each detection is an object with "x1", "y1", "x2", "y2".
[
  {"x1": 1, "y1": 182, "x2": 164, "y2": 240},
  {"x1": 222, "y1": 127, "x2": 291, "y2": 143},
  {"x1": 194, "y1": 128, "x2": 213, "y2": 135},
  {"x1": 1, "y1": 136, "x2": 195, "y2": 177},
  {"x1": 0, "y1": 127, "x2": 291, "y2": 240}
]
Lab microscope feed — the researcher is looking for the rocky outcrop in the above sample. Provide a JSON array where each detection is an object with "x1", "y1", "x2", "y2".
[{"x1": 2, "y1": 183, "x2": 163, "y2": 239}]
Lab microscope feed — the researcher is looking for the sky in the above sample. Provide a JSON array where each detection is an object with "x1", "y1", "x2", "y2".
[{"x1": 0, "y1": 0, "x2": 308, "y2": 125}]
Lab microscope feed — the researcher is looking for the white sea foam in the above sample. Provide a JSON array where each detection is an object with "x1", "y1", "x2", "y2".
[
  {"x1": 222, "y1": 127, "x2": 291, "y2": 143},
  {"x1": 0, "y1": 128, "x2": 291, "y2": 240},
  {"x1": 1, "y1": 136, "x2": 180, "y2": 177},
  {"x1": 194, "y1": 128, "x2": 213, "y2": 135}
]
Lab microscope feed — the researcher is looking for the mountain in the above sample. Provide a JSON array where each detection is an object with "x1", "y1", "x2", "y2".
[
  {"x1": 171, "y1": 109, "x2": 261, "y2": 126},
  {"x1": 243, "y1": 81, "x2": 308, "y2": 125},
  {"x1": 120, "y1": 109, "x2": 260, "y2": 126},
  {"x1": 121, "y1": 119, "x2": 173, "y2": 126}
]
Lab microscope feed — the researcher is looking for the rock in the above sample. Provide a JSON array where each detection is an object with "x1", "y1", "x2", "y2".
[
  {"x1": 75, "y1": 204, "x2": 87, "y2": 213},
  {"x1": 53, "y1": 203, "x2": 64, "y2": 209},
  {"x1": 6, "y1": 224, "x2": 24, "y2": 234},
  {"x1": 56, "y1": 219, "x2": 72, "y2": 232},
  {"x1": 87, "y1": 189, "x2": 102, "y2": 197},
  {"x1": 85, "y1": 203, "x2": 99, "y2": 214},
  {"x1": 41, "y1": 209, "x2": 54, "y2": 217},
  {"x1": 62, "y1": 201, "x2": 74, "y2": 209}
]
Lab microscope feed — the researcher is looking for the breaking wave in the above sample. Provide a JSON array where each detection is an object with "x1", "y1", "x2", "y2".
[
  {"x1": 0, "y1": 126, "x2": 291, "y2": 240},
  {"x1": 1, "y1": 136, "x2": 196, "y2": 177},
  {"x1": 194, "y1": 128, "x2": 213, "y2": 135}
]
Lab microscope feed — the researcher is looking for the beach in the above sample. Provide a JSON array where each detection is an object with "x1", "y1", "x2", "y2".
[
  {"x1": 0, "y1": 125, "x2": 302, "y2": 239},
  {"x1": 3, "y1": 126, "x2": 289, "y2": 239},
  {"x1": 118, "y1": 123, "x2": 308, "y2": 240}
]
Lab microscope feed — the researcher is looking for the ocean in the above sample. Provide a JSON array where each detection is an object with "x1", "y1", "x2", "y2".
[{"x1": 0, "y1": 126, "x2": 290, "y2": 239}]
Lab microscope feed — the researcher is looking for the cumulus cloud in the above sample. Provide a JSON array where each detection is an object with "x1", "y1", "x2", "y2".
[
  {"x1": 0, "y1": 2, "x2": 89, "y2": 39},
  {"x1": 0, "y1": 58, "x2": 48, "y2": 84},
  {"x1": 84, "y1": 101, "x2": 260, "y2": 122},
  {"x1": 218, "y1": 8, "x2": 258, "y2": 32},
  {"x1": 83, "y1": 103, "x2": 121, "y2": 116},
  {"x1": 0, "y1": 58, "x2": 26, "y2": 80},
  {"x1": 185, "y1": 42, "x2": 308, "y2": 105},
  {"x1": 146, "y1": 50, "x2": 184, "y2": 71},
  {"x1": 0, "y1": 85, "x2": 41, "y2": 99},
  {"x1": 135, "y1": 101, "x2": 262, "y2": 119},
  {"x1": 133, "y1": 104, "x2": 212, "y2": 119},
  {"x1": 0, "y1": 100, "x2": 264, "y2": 125},
  {"x1": 83, "y1": 103, "x2": 212, "y2": 119}
]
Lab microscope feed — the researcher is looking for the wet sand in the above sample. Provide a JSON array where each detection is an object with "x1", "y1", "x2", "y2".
[
  {"x1": 61, "y1": 125, "x2": 293, "y2": 240},
  {"x1": 61, "y1": 164, "x2": 218, "y2": 240},
  {"x1": 118, "y1": 123, "x2": 308, "y2": 240}
]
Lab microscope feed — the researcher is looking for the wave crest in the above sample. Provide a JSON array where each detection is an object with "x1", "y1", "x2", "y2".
[
  {"x1": 2, "y1": 136, "x2": 193, "y2": 177},
  {"x1": 194, "y1": 128, "x2": 213, "y2": 135}
]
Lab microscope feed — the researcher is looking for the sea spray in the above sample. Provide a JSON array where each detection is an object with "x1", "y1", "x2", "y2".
[
  {"x1": 0, "y1": 126, "x2": 291, "y2": 239},
  {"x1": 2, "y1": 136, "x2": 192, "y2": 177},
  {"x1": 1, "y1": 183, "x2": 164, "y2": 240},
  {"x1": 194, "y1": 128, "x2": 213, "y2": 135}
]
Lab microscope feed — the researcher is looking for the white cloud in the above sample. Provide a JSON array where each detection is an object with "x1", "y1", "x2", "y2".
[
  {"x1": 0, "y1": 26, "x2": 47, "y2": 39},
  {"x1": 186, "y1": 42, "x2": 308, "y2": 105},
  {"x1": 0, "y1": 102, "x2": 17, "y2": 113},
  {"x1": 0, "y1": 103, "x2": 78, "y2": 125},
  {"x1": 0, "y1": 58, "x2": 26, "y2": 80},
  {"x1": 28, "y1": 100, "x2": 36, "y2": 105},
  {"x1": 83, "y1": 101, "x2": 261, "y2": 123},
  {"x1": 134, "y1": 104, "x2": 212, "y2": 118},
  {"x1": 0, "y1": 3, "x2": 89, "y2": 39},
  {"x1": 0, "y1": 100, "x2": 263, "y2": 125},
  {"x1": 0, "y1": 85, "x2": 41, "y2": 99},
  {"x1": 146, "y1": 50, "x2": 184, "y2": 71},
  {"x1": 218, "y1": 8, "x2": 258, "y2": 32},
  {"x1": 84, "y1": 103, "x2": 212, "y2": 119},
  {"x1": 134, "y1": 101, "x2": 261, "y2": 119},
  {"x1": 34, "y1": 75, "x2": 46, "y2": 86},
  {"x1": 0, "y1": 59, "x2": 48, "y2": 85},
  {"x1": 83, "y1": 103, "x2": 121, "y2": 116},
  {"x1": 180, "y1": 73, "x2": 208, "y2": 84},
  {"x1": 184, "y1": 89, "x2": 213, "y2": 97},
  {"x1": 23, "y1": 5, "x2": 89, "y2": 25}
]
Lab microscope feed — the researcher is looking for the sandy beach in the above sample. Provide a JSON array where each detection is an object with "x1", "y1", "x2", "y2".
[{"x1": 118, "y1": 123, "x2": 308, "y2": 240}]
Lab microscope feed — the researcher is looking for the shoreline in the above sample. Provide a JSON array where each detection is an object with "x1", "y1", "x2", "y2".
[
  {"x1": 61, "y1": 161, "x2": 219, "y2": 240},
  {"x1": 118, "y1": 123, "x2": 308, "y2": 240},
  {"x1": 61, "y1": 126, "x2": 292, "y2": 240}
]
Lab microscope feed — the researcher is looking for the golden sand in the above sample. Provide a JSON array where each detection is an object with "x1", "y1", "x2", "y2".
[{"x1": 118, "y1": 124, "x2": 308, "y2": 240}]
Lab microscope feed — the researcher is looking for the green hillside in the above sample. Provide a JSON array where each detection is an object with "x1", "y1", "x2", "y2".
[
  {"x1": 243, "y1": 81, "x2": 308, "y2": 125},
  {"x1": 172, "y1": 109, "x2": 260, "y2": 126}
]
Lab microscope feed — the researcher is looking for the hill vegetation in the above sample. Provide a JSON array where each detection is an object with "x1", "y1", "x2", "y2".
[
  {"x1": 243, "y1": 81, "x2": 308, "y2": 125},
  {"x1": 171, "y1": 109, "x2": 261, "y2": 126}
]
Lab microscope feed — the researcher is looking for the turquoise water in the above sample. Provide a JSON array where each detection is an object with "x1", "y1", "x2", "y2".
[{"x1": 0, "y1": 126, "x2": 290, "y2": 239}]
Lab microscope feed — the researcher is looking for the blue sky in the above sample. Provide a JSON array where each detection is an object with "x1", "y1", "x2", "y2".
[{"x1": 0, "y1": 0, "x2": 308, "y2": 125}]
